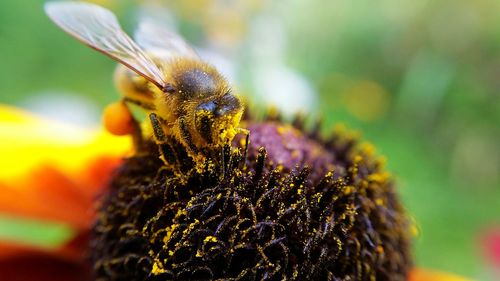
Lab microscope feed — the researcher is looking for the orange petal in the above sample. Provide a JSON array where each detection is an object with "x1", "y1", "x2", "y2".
[
  {"x1": 0, "y1": 104, "x2": 129, "y2": 228},
  {"x1": 0, "y1": 104, "x2": 130, "y2": 184},
  {"x1": 78, "y1": 155, "x2": 124, "y2": 197},
  {"x1": 0, "y1": 164, "x2": 108, "y2": 229},
  {"x1": 0, "y1": 104, "x2": 129, "y2": 262},
  {"x1": 409, "y1": 268, "x2": 474, "y2": 281}
]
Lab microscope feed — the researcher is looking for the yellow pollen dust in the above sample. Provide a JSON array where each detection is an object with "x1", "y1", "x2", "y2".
[
  {"x1": 276, "y1": 125, "x2": 287, "y2": 135},
  {"x1": 360, "y1": 142, "x2": 376, "y2": 155},
  {"x1": 163, "y1": 224, "x2": 178, "y2": 243},
  {"x1": 204, "y1": 236, "x2": 218, "y2": 243},
  {"x1": 376, "y1": 245, "x2": 384, "y2": 253},
  {"x1": 343, "y1": 186, "x2": 353, "y2": 195},
  {"x1": 353, "y1": 155, "x2": 363, "y2": 163},
  {"x1": 213, "y1": 111, "x2": 243, "y2": 144},
  {"x1": 151, "y1": 260, "x2": 165, "y2": 275},
  {"x1": 368, "y1": 172, "x2": 390, "y2": 183}
]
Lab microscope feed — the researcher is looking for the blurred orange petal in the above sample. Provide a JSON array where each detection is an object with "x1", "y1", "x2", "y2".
[
  {"x1": 0, "y1": 104, "x2": 130, "y2": 183},
  {"x1": 0, "y1": 105, "x2": 130, "y2": 228},
  {"x1": 0, "y1": 156, "x2": 123, "y2": 229},
  {"x1": 409, "y1": 268, "x2": 474, "y2": 281},
  {"x1": 0, "y1": 104, "x2": 130, "y2": 266}
]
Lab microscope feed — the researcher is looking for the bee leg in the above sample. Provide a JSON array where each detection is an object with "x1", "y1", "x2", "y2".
[
  {"x1": 116, "y1": 98, "x2": 145, "y2": 151},
  {"x1": 130, "y1": 114, "x2": 144, "y2": 151},
  {"x1": 149, "y1": 113, "x2": 176, "y2": 165},
  {"x1": 179, "y1": 118, "x2": 199, "y2": 155}
]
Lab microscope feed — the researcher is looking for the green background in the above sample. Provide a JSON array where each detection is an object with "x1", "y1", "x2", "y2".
[{"x1": 0, "y1": 0, "x2": 499, "y2": 280}]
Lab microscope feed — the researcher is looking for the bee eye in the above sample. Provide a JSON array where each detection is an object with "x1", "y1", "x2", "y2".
[{"x1": 197, "y1": 100, "x2": 217, "y2": 113}]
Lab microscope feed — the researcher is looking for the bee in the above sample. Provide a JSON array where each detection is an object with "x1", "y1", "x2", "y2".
[{"x1": 45, "y1": 2, "x2": 248, "y2": 167}]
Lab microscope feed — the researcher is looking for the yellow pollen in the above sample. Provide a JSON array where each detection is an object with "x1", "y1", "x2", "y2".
[
  {"x1": 163, "y1": 224, "x2": 178, "y2": 243},
  {"x1": 343, "y1": 186, "x2": 353, "y2": 195},
  {"x1": 151, "y1": 260, "x2": 165, "y2": 275},
  {"x1": 204, "y1": 236, "x2": 218, "y2": 243}
]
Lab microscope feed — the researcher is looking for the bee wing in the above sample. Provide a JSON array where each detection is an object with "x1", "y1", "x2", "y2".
[
  {"x1": 45, "y1": 2, "x2": 166, "y2": 89},
  {"x1": 134, "y1": 18, "x2": 199, "y2": 60}
]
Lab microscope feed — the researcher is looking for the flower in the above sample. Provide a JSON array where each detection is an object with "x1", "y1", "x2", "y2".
[
  {"x1": 90, "y1": 116, "x2": 412, "y2": 280},
  {"x1": 0, "y1": 105, "x2": 474, "y2": 281},
  {"x1": 479, "y1": 226, "x2": 500, "y2": 277},
  {"x1": 0, "y1": 105, "x2": 129, "y2": 281}
]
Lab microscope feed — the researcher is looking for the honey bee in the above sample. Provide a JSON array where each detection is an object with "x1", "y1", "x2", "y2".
[{"x1": 45, "y1": 2, "x2": 248, "y2": 167}]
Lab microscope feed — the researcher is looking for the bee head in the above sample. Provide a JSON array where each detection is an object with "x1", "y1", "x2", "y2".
[{"x1": 195, "y1": 93, "x2": 243, "y2": 145}]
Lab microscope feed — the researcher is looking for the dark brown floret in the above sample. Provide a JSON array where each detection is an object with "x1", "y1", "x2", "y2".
[{"x1": 89, "y1": 116, "x2": 412, "y2": 281}]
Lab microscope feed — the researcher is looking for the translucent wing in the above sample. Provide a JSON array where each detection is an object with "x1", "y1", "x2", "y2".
[
  {"x1": 45, "y1": 2, "x2": 166, "y2": 89},
  {"x1": 134, "y1": 18, "x2": 199, "y2": 61}
]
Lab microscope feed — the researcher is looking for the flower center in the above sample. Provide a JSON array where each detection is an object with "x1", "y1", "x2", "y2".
[{"x1": 90, "y1": 117, "x2": 412, "y2": 280}]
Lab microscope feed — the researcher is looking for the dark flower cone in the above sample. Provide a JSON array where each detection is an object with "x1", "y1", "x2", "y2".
[{"x1": 90, "y1": 115, "x2": 412, "y2": 281}]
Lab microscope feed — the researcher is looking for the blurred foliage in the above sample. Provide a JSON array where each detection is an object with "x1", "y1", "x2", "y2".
[{"x1": 0, "y1": 0, "x2": 499, "y2": 279}]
